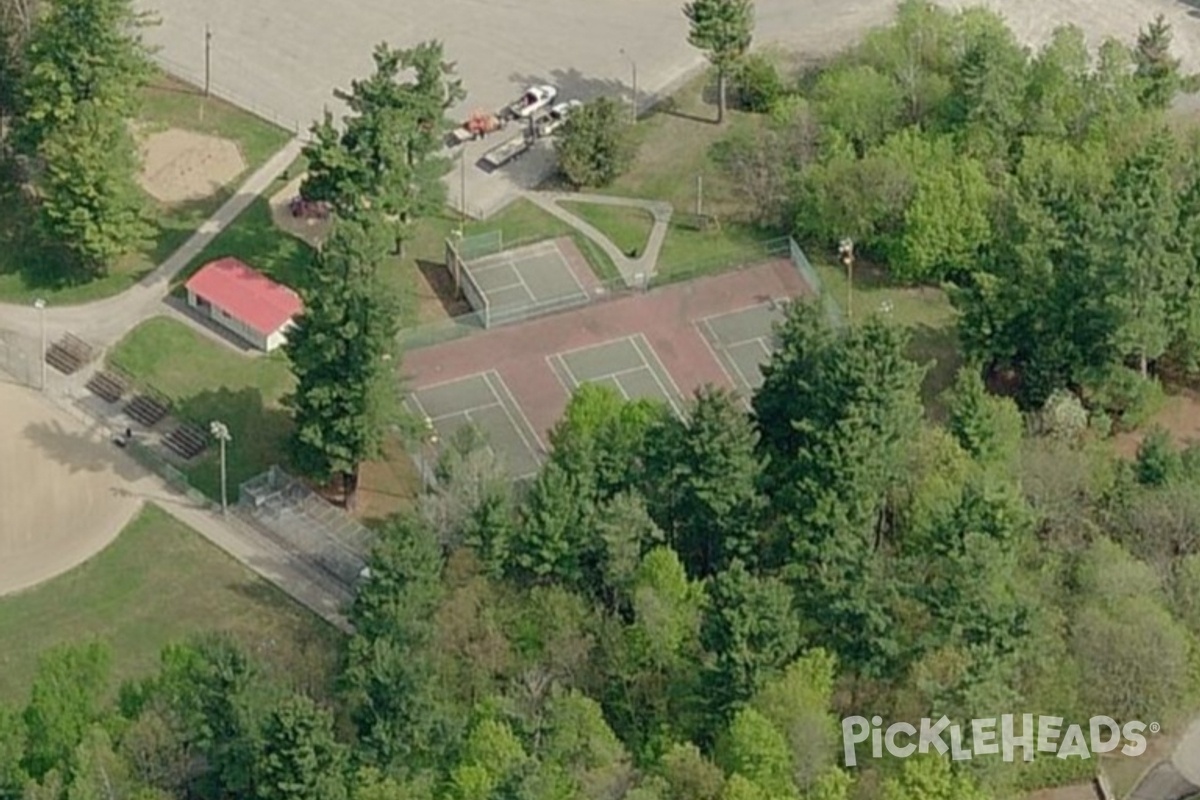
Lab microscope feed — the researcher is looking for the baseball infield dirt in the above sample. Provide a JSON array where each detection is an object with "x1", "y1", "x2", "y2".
[
  {"x1": 0, "y1": 383, "x2": 145, "y2": 596},
  {"x1": 137, "y1": 127, "x2": 248, "y2": 205}
]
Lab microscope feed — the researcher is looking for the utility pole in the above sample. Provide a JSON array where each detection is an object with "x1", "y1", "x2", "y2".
[
  {"x1": 204, "y1": 25, "x2": 213, "y2": 97},
  {"x1": 839, "y1": 238, "x2": 855, "y2": 325},
  {"x1": 696, "y1": 175, "x2": 703, "y2": 217},
  {"x1": 620, "y1": 49, "x2": 638, "y2": 124},
  {"x1": 210, "y1": 420, "x2": 231, "y2": 513},
  {"x1": 33, "y1": 298, "x2": 46, "y2": 392},
  {"x1": 459, "y1": 153, "x2": 467, "y2": 233}
]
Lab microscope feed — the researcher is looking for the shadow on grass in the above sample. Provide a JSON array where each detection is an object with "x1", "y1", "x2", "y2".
[
  {"x1": 175, "y1": 196, "x2": 314, "y2": 291},
  {"x1": 908, "y1": 322, "x2": 962, "y2": 423},
  {"x1": 173, "y1": 386, "x2": 293, "y2": 501},
  {"x1": 416, "y1": 258, "x2": 471, "y2": 317}
]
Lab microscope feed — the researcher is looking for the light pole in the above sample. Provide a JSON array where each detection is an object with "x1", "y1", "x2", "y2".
[
  {"x1": 422, "y1": 416, "x2": 439, "y2": 489},
  {"x1": 620, "y1": 48, "x2": 638, "y2": 124},
  {"x1": 838, "y1": 238, "x2": 855, "y2": 325},
  {"x1": 204, "y1": 25, "x2": 212, "y2": 97},
  {"x1": 33, "y1": 298, "x2": 46, "y2": 392},
  {"x1": 210, "y1": 420, "x2": 231, "y2": 513}
]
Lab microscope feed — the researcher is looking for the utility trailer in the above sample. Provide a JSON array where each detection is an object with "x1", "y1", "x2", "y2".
[{"x1": 481, "y1": 131, "x2": 535, "y2": 169}]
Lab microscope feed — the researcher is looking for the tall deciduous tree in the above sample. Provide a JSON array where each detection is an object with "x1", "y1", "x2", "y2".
[
  {"x1": 21, "y1": 643, "x2": 110, "y2": 781},
  {"x1": 285, "y1": 209, "x2": 400, "y2": 505},
  {"x1": 682, "y1": 0, "x2": 754, "y2": 123}
]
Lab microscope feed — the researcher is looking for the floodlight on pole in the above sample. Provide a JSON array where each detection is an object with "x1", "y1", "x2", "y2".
[
  {"x1": 838, "y1": 238, "x2": 855, "y2": 324},
  {"x1": 210, "y1": 420, "x2": 231, "y2": 513},
  {"x1": 33, "y1": 298, "x2": 46, "y2": 392}
]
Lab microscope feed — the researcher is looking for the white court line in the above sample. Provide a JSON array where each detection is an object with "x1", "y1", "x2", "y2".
[
  {"x1": 552, "y1": 352, "x2": 585, "y2": 390},
  {"x1": 549, "y1": 240, "x2": 590, "y2": 301},
  {"x1": 552, "y1": 333, "x2": 646, "y2": 363},
  {"x1": 629, "y1": 334, "x2": 684, "y2": 418},
  {"x1": 544, "y1": 353, "x2": 577, "y2": 395},
  {"x1": 695, "y1": 317, "x2": 745, "y2": 404},
  {"x1": 509, "y1": 263, "x2": 538, "y2": 304},
  {"x1": 696, "y1": 301, "x2": 780, "y2": 348},
  {"x1": 483, "y1": 370, "x2": 546, "y2": 456},
  {"x1": 723, "y1": 343, "x2": 757, "y2": 396}
]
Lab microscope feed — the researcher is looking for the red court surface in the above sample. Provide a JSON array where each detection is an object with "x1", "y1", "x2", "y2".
[{"x1": 403, "y1": 259, "x2": 810, "y2": 444}]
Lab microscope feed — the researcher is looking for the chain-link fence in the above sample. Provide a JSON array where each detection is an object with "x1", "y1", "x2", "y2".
[
  {"x1": 789, "y1": 237, "x2": 843, "y2": 330},
  {"x1": 0, "y1": 328, "x2": 38, "y2": 389}
]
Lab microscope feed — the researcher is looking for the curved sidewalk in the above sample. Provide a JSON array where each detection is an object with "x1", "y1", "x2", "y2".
[
  {"x1": 523, "y1": 190, "x2": 672, "y2": 286},
  {"x1": 0, "y1": 137, "x2": 306, "y2": 348}
]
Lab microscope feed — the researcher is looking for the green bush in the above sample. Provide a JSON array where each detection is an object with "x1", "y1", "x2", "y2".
[
  {"x1": 732, "y1": 53, "x2": 787, "y2": 113},
  {"x1": 1078, "y1": 366, "x2": 1165, "y2": 431},
  {"x1": 556, "y1": 97, "x2": 635, "y2": 188}
]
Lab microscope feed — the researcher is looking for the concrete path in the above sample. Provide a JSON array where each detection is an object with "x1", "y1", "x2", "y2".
[
  {"x1": 0, "y1": 136, "x2": 306, "y2": 347},
  {"x1": 523, "y1": 191, "x2": 672, "y2": 286}
]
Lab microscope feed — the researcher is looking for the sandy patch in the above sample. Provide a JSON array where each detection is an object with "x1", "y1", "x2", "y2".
[
  {"x1": 0, "y1": 384, "x2": 143, "y2": 596},
  {"x1": 137, "y1": 127, "x2": 247, "y2": 205},
  {"x1": 268, "y1": 174, "x2": 333, "y2": 248}
]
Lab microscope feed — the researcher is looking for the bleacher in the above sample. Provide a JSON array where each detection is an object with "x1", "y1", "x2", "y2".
[
  {"x1": 124, "y1": 392, "x2": 171, "y2": 427},
  {"x1": 163, "y1": 423, "x2": 208, "y2": 460},
  {"x1": 85, "y1": 369, "x2": 130, "y2": 404},
  {"x1": 45, "y1": 333, "x2": 94, "y2": 376}
]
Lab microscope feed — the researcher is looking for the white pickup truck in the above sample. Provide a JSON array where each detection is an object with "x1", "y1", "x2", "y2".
[
  {"x1": 505, "y1": 85, "x2": 558, "y2": 120},
  {"x1": 537, "y1": 100, "x2": 583, "y2": 137}
]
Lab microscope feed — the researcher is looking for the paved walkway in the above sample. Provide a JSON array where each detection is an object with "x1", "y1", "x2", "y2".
[{"x1": 523, "y1": 191, "x2": 672, "y2": 286}]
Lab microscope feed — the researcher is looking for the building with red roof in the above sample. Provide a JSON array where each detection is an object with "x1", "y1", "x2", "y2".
[{"x1": 184, "y1": 258, "x2": 303, "y2": 352}]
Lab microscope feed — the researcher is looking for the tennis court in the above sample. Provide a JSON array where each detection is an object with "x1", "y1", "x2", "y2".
[
  {"x1": 547, "y1": 334, "x2": 684, "y2": 416},
  {"x1": 408, "y1": 370, "x2": 543, "y2": 478},
  {"x1": 697, "y1": 300, "x2": 788, "y2": 398},
  {"x1": 457, "y1": 239, "x2": 592, "y2": 327}
]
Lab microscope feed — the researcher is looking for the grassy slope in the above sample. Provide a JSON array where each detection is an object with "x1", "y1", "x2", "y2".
[
  {"x1": 0, "y1": 72, "x2": 291, "y2": 304},
  {"x1": 0, "y1": 504, "x2": 340, "y2": 705},
  {"x1": 557, "y1": 202, "x2": 655, "y2": 258},
  {"x1": 602, "y1": 75, "x2": 785, "y2": 283}
]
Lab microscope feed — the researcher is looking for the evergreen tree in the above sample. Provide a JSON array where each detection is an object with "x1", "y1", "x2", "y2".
[
  {"x1": 254, "y1": 695, "x2": 348, "y2": 800},
  {"x1": 284, "y1": 209, "x2": 401, "y2": 505},
  {"x1": 683, "y1": 0, "x2": 754, "y2": 123},
  {"x1": 1134, "y1": 15, "x2": 1180, "y2": 109}
]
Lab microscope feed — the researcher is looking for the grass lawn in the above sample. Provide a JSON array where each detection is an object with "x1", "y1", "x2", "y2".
[
  {"x1": 558, "y1": 202, "x2": 654, "y2": 257},
  {"x1": 597, "y1": 73, "x2": 785, "y2": 281},
  {"x1": 815, "y1": 260, "x2": 961, "y2": 418},
  {"x1": 0, "y1": 71, "x2": 291, "y2": 305},
  {"x1": 0, "y1": 504, "x2": 341, "y2": 706},
  {"x1": 108, "y1": 317, "x2": 294, "y2": 500}
]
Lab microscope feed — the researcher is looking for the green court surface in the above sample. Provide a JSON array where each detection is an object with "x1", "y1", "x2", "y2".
[
  {"x1": 696, "y1": 302, "x2": 786, "y2": 398},
  {"x1": 548, "y1": 334, "x2": 684, "y2": 416}
]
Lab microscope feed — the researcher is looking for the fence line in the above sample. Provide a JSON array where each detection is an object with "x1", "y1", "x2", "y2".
[
  {"x1": 446, "y1": 237, "x2": 490, "y2": 327},
  {"x1": 788, "y1": 237, "x2": 843, "y2": 330},
  {"x1": 148, "y1": 52, "x2": 309, "y2": 138}
]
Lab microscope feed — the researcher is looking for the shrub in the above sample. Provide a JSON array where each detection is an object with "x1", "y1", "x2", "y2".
[
  {"x1": 556, "y1": 97, "x2": 634, "y2": 189},
  {"x1": 732, "y1": 53, "x2": 786, "y2": 113},
  {"x1": 1078, "y1": 366, "x2": 1165, "y2": 431}
]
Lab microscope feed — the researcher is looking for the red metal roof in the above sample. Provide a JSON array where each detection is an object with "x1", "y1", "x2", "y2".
[{"x1": 185, "y1": 258, "x2": 303, "y2": 336}]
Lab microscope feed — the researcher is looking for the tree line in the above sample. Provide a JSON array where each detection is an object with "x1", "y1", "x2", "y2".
[
  {"x1": 715, "y1": 0, "x2": 1198, "y2": 415},
  {"x1": 4, "y1": 299, "x2": 1200, "y2": 799}
]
